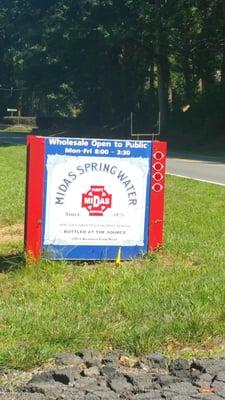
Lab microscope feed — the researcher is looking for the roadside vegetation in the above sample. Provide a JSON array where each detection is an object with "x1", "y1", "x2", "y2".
[
  {"x1": 0, "y1": 144, "x2": 225, "y2": 370},
  {"x1": 0, "y1": 145, "x2": 26, "y2": 225},
  {"x1": 0, "y1": 124, "x2": 33, "y2": 133}
]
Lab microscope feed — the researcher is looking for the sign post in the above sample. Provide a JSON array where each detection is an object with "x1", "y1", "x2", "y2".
[
  {"x1": 7, "y1": 108, "x2": 18, "y2": 117},
  {"x1": 25, "y1": 136, "x2": 167, "y2": 261}
]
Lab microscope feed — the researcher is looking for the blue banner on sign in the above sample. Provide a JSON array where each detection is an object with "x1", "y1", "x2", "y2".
[
  {"x1": 46, "y1": 137, "x2": 151, "y2": 158},
  {"x1": 42, "y1": 137, "x2": 152, "y2": 260}
]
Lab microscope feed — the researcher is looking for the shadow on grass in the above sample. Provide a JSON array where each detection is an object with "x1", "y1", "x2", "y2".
[{"x1": 0, "y1": 252, "x2": 25, "y2": 272}]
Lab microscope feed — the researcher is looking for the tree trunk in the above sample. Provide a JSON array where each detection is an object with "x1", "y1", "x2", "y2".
[
  {"x1": 182, "y1": 53, "x2": 194, "y2": 101},
  {"x1": 221, "y1": 0, "x2": 225, "y2": 85},
  {"x1": 157, "y1": 52, "x2": 170, "y2": 128},
  {"x1": 149, "y1": 63, "x2": 156, "y2": 91},
  {"x1": 155, "y1": 0, "x2": 170, "y2": 130}
]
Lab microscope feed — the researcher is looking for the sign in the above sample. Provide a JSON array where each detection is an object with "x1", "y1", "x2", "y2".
[
  {"x1": 25, "y1": 136, "x2": 167, "y2": 261},
  {"x1": 7, "y1": 108, "x2": 17, "y2": 112}
]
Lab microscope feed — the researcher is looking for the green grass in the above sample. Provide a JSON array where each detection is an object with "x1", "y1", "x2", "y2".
[
  {"x1": 0, "y1": 145, "x2": 26, "y2": 224},
  {"x1": 0, "y1": 124, "x2": 33, "y2": 132},
  {"x1": 0, "y1": 145, "x2": 225, "y2": 370}
]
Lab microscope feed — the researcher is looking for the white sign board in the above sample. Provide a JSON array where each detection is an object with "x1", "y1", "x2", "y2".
[{"x1": 42, "y1": 137, "x2": 152, "y2": 259}]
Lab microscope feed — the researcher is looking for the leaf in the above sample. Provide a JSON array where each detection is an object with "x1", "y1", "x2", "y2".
[
  {"x1": 119, "y1": 355, "x2": 138, "y2": 367},
  {"x1": 198, "y1": 387, "x2": 214, "y2": 393}
]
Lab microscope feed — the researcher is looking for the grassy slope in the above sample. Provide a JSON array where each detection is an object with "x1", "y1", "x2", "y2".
[
  {"x1": 0, "y1": 145, "x2": 225, "y2": 369},
  {"x1": 0, "y1": 125, "x2": 33, "y2": 132}
]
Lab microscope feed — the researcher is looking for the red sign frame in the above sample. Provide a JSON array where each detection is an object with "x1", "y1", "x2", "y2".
[{"x1": 24, "y1": 137, "x2": 167, "y2": 261}]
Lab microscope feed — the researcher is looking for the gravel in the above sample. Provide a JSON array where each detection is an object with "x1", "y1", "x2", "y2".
[{"x1": 1, "y1": 350, "x2": 225, "y2": 399}]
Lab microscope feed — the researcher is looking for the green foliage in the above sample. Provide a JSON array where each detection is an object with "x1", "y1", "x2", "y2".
[{"x1": 0, "y1": 0, "x2": 224, "y2": 137}]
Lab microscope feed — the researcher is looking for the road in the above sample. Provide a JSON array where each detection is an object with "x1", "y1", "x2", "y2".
[
  {"x1": 0, "y1": 132, "x2": 225, "y2": 186},
  {"x1": 0, "y1": 132, "x2": 27, "y2": 145},
  {"x1": 167, "y1": 154, "x2": 225, "y2": 187}
]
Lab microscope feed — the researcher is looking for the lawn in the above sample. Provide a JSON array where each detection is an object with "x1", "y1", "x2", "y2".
[
  {"x1": 0, "y1": 145, "x2": 26, "y2": 225},
  {"x1": 0, "y1": 144, "x2": 225, "y2": 370}
]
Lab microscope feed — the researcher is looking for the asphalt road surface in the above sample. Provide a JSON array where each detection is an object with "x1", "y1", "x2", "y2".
[
  {"x1": 0, "y1": 132, "x2": 27, "y2": 145},
  {"x1": 167, "y1": 154, "x2": 225, "y2": 187},
  {"x1": 0, "y1": 132, "x2": 224, "y2": 186}
]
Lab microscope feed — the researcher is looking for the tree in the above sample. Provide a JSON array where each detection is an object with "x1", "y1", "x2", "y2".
[{"x1": 0, "y1": 0, "x2": 224, "y2": 140}]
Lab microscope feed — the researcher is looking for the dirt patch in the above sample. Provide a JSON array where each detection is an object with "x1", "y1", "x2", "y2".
[{"x1": 0, "y1": 224, "x2": 24, "y2": 243}]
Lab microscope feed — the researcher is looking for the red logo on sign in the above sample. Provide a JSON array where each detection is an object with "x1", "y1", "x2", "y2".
[{"x1": 82, "y1": 185, "x2": 112, "y2": 216}]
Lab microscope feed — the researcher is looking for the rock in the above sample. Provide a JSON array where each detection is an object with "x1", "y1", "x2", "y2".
[
  {"x1": 100, "y1": 366, "x2": 122, "y2": 381},
  {"x1": 27, "y1": 366, "x2": 79, "y2": 387},
  {"x1": 84, "y1": 394, "x2": 100, "y2": 400},
  {"x1": 164, "y1": 397, "x2": 192, "y2": 400},
  {"x1": 140, "y1": 353, "x2": 167, "y2": 370},
  {"x1": 194, "y1": 393, "x2": 223, "y2": 400},
  {"x1": 55, "y1": 352, "x2": 83, "y2": 367},
  {"x1": 85, "y1": 388, "x2": 120, "y2": 399},
  {"x1": 4, "y1": 351, "x2": 225, "y2": 400},
  {"x1": 108, "y1": 376, "x2": 133, "y2": 393},
  {"x1": 190, "y1": 366, "x2": 202, "y2": 381},
  {"x1": 195, "y1": 373, "x2": 214, "y2": 388},
  {"x1": 215, "y1": 371, "x2": 225, "y2": 382},
  {"x1": 124, "y1": 371, "x2": 154, "y2": 392},
  {"x1": 0, "y1": 394, "x2": 46, "y2": 400},
  {"x1": 82, "y1": 366, "x2": 101, "y2": 378},
  {"x1": 102, "y1": 350, "x2": 121, "y2": 367},
  {"x1": 57, "y1": 388, "x2": 86, "y2": 399},
  {"x1": 132, "y1": 391, "x2": 162, "y2": 399},
  {"x1": 155, "y1": 373, "x2": 182, "y2": 386},
  {"x1": 72, "y1": 376, "x2": 107, "y2": 392},
  {"x1": 212, "y1": 380, "x2": 225, "y2": 398},
  {"x1": 169, "y1": 359, "x2": 190, "y2": 378},
  {"x1": 76, "y1": 349, "x2": 103, "y2": 367},
  {"x1": 191, "y1": 360, "x2": 207, "y2": 373},
  {"x1": 163, "y1": 381, "x2": 198, "y2": 396},
  {"x1": 193, "y1": 359, "x2": 225, "y2": 376},
  {"x1": 53, "y1": 366, "x2": 80, "y2": 384},
  {"x1": 27, "y1": 371, "x2": 55, "y2": 384},
  {"x1": 24, "y1": 381, "x2": 64, "y2": 397}
]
